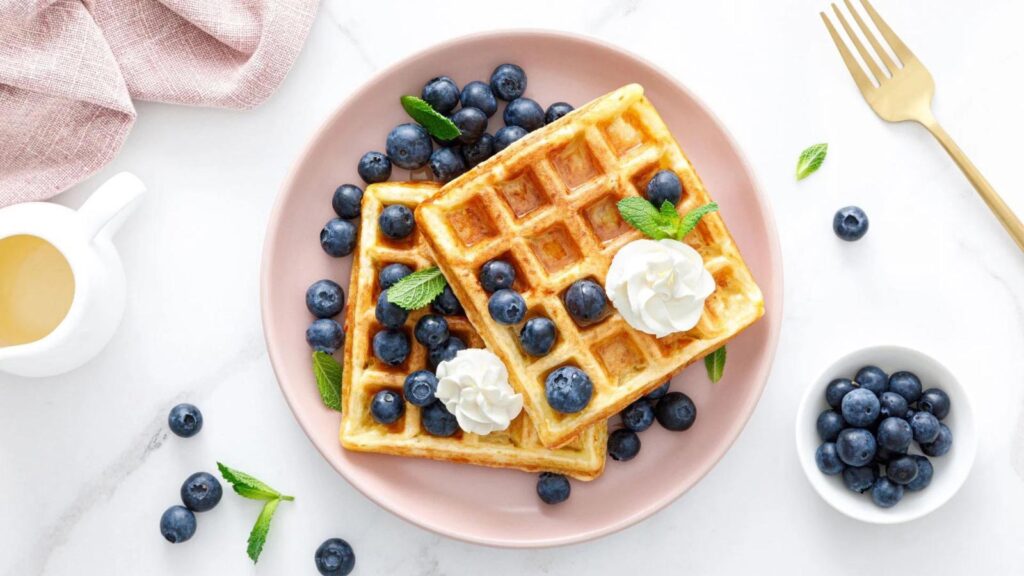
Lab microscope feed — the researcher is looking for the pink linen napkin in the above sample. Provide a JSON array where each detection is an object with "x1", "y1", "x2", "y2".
[{"x1": 0, "y1": 0, "x2": 319, "y2": 207}]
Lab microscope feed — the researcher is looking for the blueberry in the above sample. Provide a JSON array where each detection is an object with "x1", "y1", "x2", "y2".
[
  {"x1": 332, "y1": 184, "x2": 363, "y2": 219},
  {"x1": 519, "y1": 317, "x2": 557, "y2": 357},
  {"x1": 887, "y1": 456, "x2": 919, "y2": 485},
  {"x1": 429, "y1": 147, "x2": 467, "y2": 183},
  {"x1": 460, "y1": 81, "x2": 498, "y2": 117},
  {"x1": 488, "y1": 289, "x2": 527, "y2": 325},
  {"x1": 503, "y1": 98, "x2": 545, "y2": 132},
  {"x1": 621, "y1": 399, "x2": 655, "y2": 432},
  {"x1": 608, "y1": 429, "x2": 641, "y2": 461},
  {"x1": 462, "y1": 133, "x2": 494, "y2": 167},
  {"x1": 428, "y1": 336, "x2": 466, "y2": 370},
  {"x1": 479, "y1": 259, "x2": 516, "y2": 292},
  {"x1": 545, "y1": 102, "x2": 574, "y2": 124},
  {"x1": 816, "y1": 409, "x2": 845, "y2": 442},
  {"x1": 375, "y1": 290, "x2": 408, "y2": 329},
  {"x1": 404, "y1": 370, "x2": 439, "y2": 407},
  {"x1": 888, "y1": 371, "x2": 922, "y2": 403},
  {"x1": 421, "y1": 76, "x2": 459, "y2": 115},
  {"x1": 825, "y1": 378, "x2": 856, "y2": 409},
  {"x1": 842, "y1": 464, "x2": 878, "y2": 493},
  {"x1": 836, "y1": 428, "x2": 876, "y2": 467},
  {"x1": 421, "y1": 400, "x2": 458, "y2": 437},
  {"x1": 833, "y1": 206, "x2": 869, "y2": 241},
  {"x1": 545, "y1": 366, "x2": 594, "y2": 414},
  {"x1": 379, "y1": 204, "x2": 415, "y2": 240},
  {"x1": 815, "y1": 442, "x2": 845, "y2": 476},
  {"x1": 372, "y1": 329, "x2": 409, "y2": 366},
  {"x1": 168, "y1": 403, "x2": 203, "y2": 438},
  {"x1": 490, "y1": 63, "x2": 526, "y2": 101},
  {"x1": 645, "y1": 381, "x2": 671, "y2": 401},
  {"x1": 905, "y1": 455, "x2": 934, "y2": 491},
  {"x1": 370, "y1": 389, "x2": 404, "y2": 424},
  {"x1": 414, "y1": 314, "x2": 449, "y2": 348},
  {"x1": 645, "y1": 170, "x2": 682, "y2": 208},
  {"x1": 655, "y1": 392, "x2": 697, "y2": 431},
  {"x1": 878, "y1": 391, "x2": 909, "y2": 420},
  {"x1": 918, "y1": 388, "x2": 951, "y2": 420},
  {"x1": 379, "y1": 263, "x2": 412, "y2": 289},
  {"x1": 840, "y1": 388, "x2": 880, "y2": 428},
  {"x1": 876, "y1": 416, "x2": 913, "y2": 452},
  {"x1": 871, "y1": 477, "x2": 904, "y2": 508},
  {"x1": 909, "y1": 410, "x2": 941, "y2": 444},
  {"x1": 493, "y1": 126, "x2": 528, "y2": 152},
  {"x1": 537, "y1": 472, "x2": 571, "y2": 505},
  {"x1": 306, "y1": 279, "x2": 345, "y2": 318},
  {"x1": 452, "y1": 107, "x2": 488, "y2": 144},
  {"x1": 855, "y1": 365, "x2": 888, "y2": 395},
  {"x1": 180, "y1": 471, "x2": 223, "y2": 512},
  {"x1": 315, "y1": 537, "x2": 355, "y2": 576},
  {"x1": 357, "y1": 151, "x2": 391, "y2": 184},
  {"x1": 307, "y1": 318, "x2": 344, "y2": 353},
  {"x1": 160, "y1": 505, "x2": 197, "y2": 543},
  {"x1": 873, "y1": 446, "x2": 899, "y2": 465},
  {"x1": 431, "y1": 285, "x2": 464, "y2": 316},
  {"x1": 564, "y1": 279, "x2": 607, "y2": 325},
  {"x1": 385, "y1": 123, "x2": 432, "y2": 170},
  {"x1": 320, "y1": 218, "x2": 358, "y2": 257},
  {"x1": 920, "y1": 423, "x2": 953, "y2": 457}
]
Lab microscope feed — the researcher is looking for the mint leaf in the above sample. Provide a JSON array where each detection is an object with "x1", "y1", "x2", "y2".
[
  {"x1": 387, "y1": 266, "x2": 448, "y2": 310},
  {"x1": 217, "y1": 462, "x2": 294, "y2": 502},
  {"x1": 676, "y1": 202, "x2": 719, "y2": 240},
  {"x1": 312, "y1": 351, "x2": 342, "y2": 411},
  {"x1": 705, "y1": 346, "x2": 727, "y2": 383},
  {"x1": 401, "y1": 96, "x2": 460, "y2": 141},
  {"x1": 658, "y1": 200, "x2": 681, "y2": 228},
  {"x1": 617, "y1": 197, "x2": 670, "y2": 240},
  {"x1": 796, "y1": 143, "x2": 828, "y2": 180},
  {"x1": 247, "y1": 498, "x2": 280, "y2": 563}
]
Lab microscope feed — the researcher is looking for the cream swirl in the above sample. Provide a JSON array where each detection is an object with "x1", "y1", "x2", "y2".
[
  {"x1": 605, "y1": 239, "x2": 715, "y2": 338},
  {"x1": 435, "y1": 348, "x2": 523, "y2": 435}
]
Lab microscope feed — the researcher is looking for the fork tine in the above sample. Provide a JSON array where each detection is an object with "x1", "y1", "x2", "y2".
[
  {"x1": 859, "y1": 0, "x2": 914, "y2": 64},
  {"x1": 831, "y1": 3, "x2": 883, "y2": 84},
  {"x1": 844, "y1": 0, "x2": 897, "y2": 74},
  {"x1": 821, "y1": 12, "x2": 874, "y2": 95}
]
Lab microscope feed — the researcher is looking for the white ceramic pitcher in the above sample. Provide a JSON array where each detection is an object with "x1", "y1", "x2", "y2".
[{"x1": 0, "y1": 172, "x2": 145, "y2": 377}]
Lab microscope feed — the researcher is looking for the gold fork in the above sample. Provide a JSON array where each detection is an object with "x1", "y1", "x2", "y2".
[{"x1": 822, "y1": 0, "x2": 1024, "y2": 251}]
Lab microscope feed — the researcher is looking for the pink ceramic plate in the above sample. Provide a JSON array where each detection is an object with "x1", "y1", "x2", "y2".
[{"x1": 261, "y1": 31, "x2": 782, "y2": 547}]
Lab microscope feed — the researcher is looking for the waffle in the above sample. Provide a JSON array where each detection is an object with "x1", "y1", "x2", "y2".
[
  {"x1": 339, "y1": 182, "x2": 607, "y2": 480},
  {"x1": 416, "y1": 84, "x2": 765, "y2": 448}
]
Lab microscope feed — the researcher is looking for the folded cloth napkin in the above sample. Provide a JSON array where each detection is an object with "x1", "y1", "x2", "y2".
[{"x1": 0, "y1": 0, "x2": 319, "y2": 207}]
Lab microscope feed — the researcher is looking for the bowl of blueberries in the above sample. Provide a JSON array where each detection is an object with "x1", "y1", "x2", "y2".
[{"x1": 795, "y1": 345, "x2": 976, "y2": 524}]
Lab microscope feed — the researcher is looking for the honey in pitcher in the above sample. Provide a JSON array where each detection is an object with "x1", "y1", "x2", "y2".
[{"x1": 0, "y1": 235, "x2": 75, "y2": 346}]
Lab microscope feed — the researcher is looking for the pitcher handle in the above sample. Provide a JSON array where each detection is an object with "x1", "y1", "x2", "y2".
[{"x1": 79, "y1": 172, "x2": 146, "y2": 242}]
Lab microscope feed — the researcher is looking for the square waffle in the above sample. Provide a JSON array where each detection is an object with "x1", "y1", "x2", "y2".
[
  {"x1": 339, "y1": 182, "x2": 607, "y2": 480},
  {"x1": 416, "y1": 84, "x2": 765, "y2": 448}
]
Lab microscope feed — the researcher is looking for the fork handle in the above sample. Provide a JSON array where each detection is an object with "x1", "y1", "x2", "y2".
[{"x1": 920, "y1": 117, "x2": 1024, "y2": 252}]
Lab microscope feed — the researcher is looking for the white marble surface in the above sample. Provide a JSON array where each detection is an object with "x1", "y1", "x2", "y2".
[{"x1": 4, "y1": 0, "x2": 1024, "y2": 573}]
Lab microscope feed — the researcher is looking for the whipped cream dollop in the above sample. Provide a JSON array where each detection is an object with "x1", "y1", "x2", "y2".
[
  {"x1": 605, "y1": 239, "x2": 715, "y2": 338},
  {"x1": 435, "y1": 348, "x2": 523, "y2": 435}
]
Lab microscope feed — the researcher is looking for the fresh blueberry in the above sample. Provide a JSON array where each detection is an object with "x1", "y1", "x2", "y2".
[
  {"x1": 840, "y1": 388, "x2": 880, "y2": 428},
  {"x1": 545, "y1": 366, "x2": 594, "y2": 414},
  {"x1": 428, "y1": 336, "x2": 466, "y2": 370},
  {"x1": 655, "y1": 392, "x2": 697, "y2": 431},
  {"x1": 421, "y1": 76, "x2": 459, "y2": 115},
  {"x1": 545, "y1": 102, "x2": 574, "y2": 124},
  {"x1": 887, "y1": 456, "x2": 919, "y2": 485},
  {"x1": 878, "y1": 391, "x2": 909, "y2": 420},
  {"x1": 404, "y1": 370, "x2": 439, "y2": 407},
  {"x1": 918, "y1": 388, "x2": 951, "y2": 420},
  {"x1": 608, "y1": 429, "x2": 641, "y2": 461},
  {"x1": 375, "y1": 290, "x2": 408, "y2": 329},
  {"x1": 452, "y1": 107, "x2": 488, "y2": 144},
  {"x1": 503, "y1": 98, "x2": 545, "y2": 132},
  {"x1": 905, "y1": 455, "x2": 934, "y2": 491},
  {"x1": 646, "y1": 381, "x2": 671, "y2": 401},
  {"x1": 909, "y1": 410, "x2": 941, "y2": 444},
  {"x1": 816, "y1": 409, "x2": 845, "y2": 442},
  {"x1": 855, "y1": 365, "x2": 888, "y2": 395},
  {"x1": 519, "y1": 317, "x2": 557, "y2": 357},
  {"x1": 876, "y1": 416, "x2": 913, "y2": 452},
  {"x1": 372, "y1": 329, "x2": 409, "y2": 366},
  {"x1": 564, "y1": 279, "x2": 607, "y2": 325},
  {"x1": 873, "y1": 446, "x2": 899, "y2": 465},
  {"x1": 414, "y1": 314, "x2": 449, "y2": 348},
  {"x1": 168, "y1": 403, "x2": 203, "y2": 438},
  {"x1": 825, "y1": 378, "x2": 856, "y2": 409},
  {"x1": 429, "y1": 147, "x2": 467, "y2": 183},
  {"x1": 307, "y1": 318, "x2": 344, "y2": 353},
  {"x1": 888, "y1": 371, "x2": 922, "y2": 403},
  {"x1": 490, "y1": 63, "x2": 526, "y2": 101},
  {"x1": 833, "y1": 206, "x2": 869, "y2": 241},
  {"x1": 385, "y1": 123, "x2": 432, "y2": 170},
  {"x1": 160, "y1": 505, "x2": 197, "y2": 543},
  {"x1": 537, "y1": 472, "x2": 571, "y2": 505},
  {"x1": 315, "y1": 537, "x2": 355, "y2": 576},
  {"x1": 320, "y1": 218, "x2": 358, "y2": 257},
  {"x1": 920, "y1": 423, "x2": 953, "y2": 457},
  {"x1": 460, "y1": 81, "x2": 498, "y2": 117},
  {"x1": 621, "y1": 399, "x2": 655, "y2": 432},
  {"x1": 836, "y1": 427, "x2": 877, "y2": 467},
  {"x1": 357, "y1": 151, "x2": 391, "y2": 184},
  {"x1": 488, "y1": 289, "x2": 527, "y2": 325},
  {"x1": 306, "y1": 279, "x2": 345, "y2": 318},
  {"x1": 180, "y1": 471, "x2": 223, "y2": 512},
  {"x1": 379, "y1": 204, "x2": 415, "y2": 240},
  {"x1": 479, "y1": 259, "x2": 516, "y2": 292},
  {"x1": 645, "y1": 170, "x2": 682, "y2": 208},
  {"x1": 493, "y1": 125, "x2": 528, "y2": 152},
  {"x1": 431, "y1": 285, "x2": 464, "y2": 316},
  {"x1": 370, "y1": 389, "x2": 404, "y2": 424},
  {"x1": 332, "y1": 184, "x2": 363, "y2": 219},
  {"x1": 378, "y1": 263, "x2": 412, "y2": 289},
  {"x1": 421, "y1": 400, "x2": 458, "y2": 437},
  {"x1": 842, "y1": 464, "x2": 878, "y2": 493},
  {"x1": 871, "y1": 477, "x2": 904, "y2": 508},
  {"x1": 815, "y1": 442, "x2": 845, "y2": 476},
  {"x1": 462, "y1": 133, "x2": 494, "y2": 167}
]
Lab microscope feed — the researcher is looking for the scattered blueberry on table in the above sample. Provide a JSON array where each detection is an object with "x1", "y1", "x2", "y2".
[
  {"x1": 168, "y1": 403, "x2": 203, "y2": 438},
  {"x1": 160, "y1": 505, "x2": 197, "y2": 543},
  {"x1": 315, "y1": 537, "x2": 356, "y2": 576},
  {"x1": 832, "y1": 205, "x2": 869, "y2": 241},
  {"x1": 180, "y1": 471, "x2": 223, "y2": 512}
]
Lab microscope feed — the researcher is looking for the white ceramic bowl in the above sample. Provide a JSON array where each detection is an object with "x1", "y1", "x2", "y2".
[{"x1": 796, "y1": 345, "x2": 976, "y2": 524}]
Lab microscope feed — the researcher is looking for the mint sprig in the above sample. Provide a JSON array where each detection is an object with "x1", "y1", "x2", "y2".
[
  {"x1": 217, "y1": 462, "x2": 294, "y2": 563},
  {"x1": 387, "y1": 266, "x2": 448, "y2": 310},
  {"x1": 616, "y1": 197, "x2": 718, "y2": 241},
  {"x1": 400, "y1": 96, "x2": 460, "y2": 141},
  {"x1": 704, "y1": 346, "x2": 727, "y2": 383},
  {"x1": 312, "y1": 351, "x2": 342, "y2": 411},
  {"x1": 796, "y1": 143, "x2": 828, "y2": 180}
]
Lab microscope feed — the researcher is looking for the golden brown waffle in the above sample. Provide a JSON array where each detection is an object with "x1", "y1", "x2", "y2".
[
  {"x1": 339, "y1": 182, "x2": 607, "y2": 480},
  {"x1": 416, "y1": 84, "x2": 765, "y2": 448}
]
